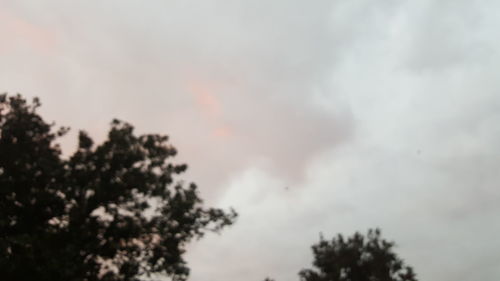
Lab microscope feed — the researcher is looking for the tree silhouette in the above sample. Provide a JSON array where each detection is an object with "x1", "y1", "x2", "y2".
[
  {"x1": 299, "y1": 229, "x2": 417, "y2": 281},
  {"x1": 0, "y1": 94, "x2": 237, "y2": 281}
]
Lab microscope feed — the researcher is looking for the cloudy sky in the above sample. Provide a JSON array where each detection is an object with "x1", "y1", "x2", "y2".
[{"x1": 2, "y1": 0, "x2": 500, "y2": 280}]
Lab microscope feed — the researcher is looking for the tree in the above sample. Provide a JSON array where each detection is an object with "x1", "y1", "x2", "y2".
[
  {"x1": 299, "y1": 229, "x2": 417, "y2": 281},
  {"x1": 0, "y1": 94, "x2": 237, "y2": 281}
]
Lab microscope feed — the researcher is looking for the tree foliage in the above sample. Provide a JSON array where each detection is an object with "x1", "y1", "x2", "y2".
[
  {"x1": 299, "y1": 229, "x2": 417, "y2": 281},
  {"x1": 0, "y1": 94, "x2": 237, "y2": 281}
]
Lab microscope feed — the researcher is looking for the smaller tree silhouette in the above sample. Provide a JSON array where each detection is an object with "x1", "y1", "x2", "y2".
[{"x1": 299, "y1": 229, "x2": 417, "y2": 281}]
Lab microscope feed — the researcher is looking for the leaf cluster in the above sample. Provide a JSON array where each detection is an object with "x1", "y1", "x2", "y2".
[
  {"x1": 299, "y1": 229, "x2": 417, "y2": 281},
  {"x1": 0, "y1": 94, "x2": 237, "y2": 281}
]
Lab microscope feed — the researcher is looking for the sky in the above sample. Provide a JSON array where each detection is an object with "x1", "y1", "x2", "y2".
[{"x1": 1, "y1": 1, "x2": 500, "y2": 280}]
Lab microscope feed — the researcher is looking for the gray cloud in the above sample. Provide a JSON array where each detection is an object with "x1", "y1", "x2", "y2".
[
  {"x1": 2, "y1": 1, "x2": 500, "y2": 281},
  {"x1": 0, "y1": 0, "x2": 351, "y2": 199}
]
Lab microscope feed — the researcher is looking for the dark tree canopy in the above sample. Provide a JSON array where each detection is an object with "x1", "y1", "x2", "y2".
[
  {"x1": 0, "y1": 94, "x2": 237, "y2": 281},
  {"x1": 299, "y1": 229, "x2": 417, "y2": 281}
]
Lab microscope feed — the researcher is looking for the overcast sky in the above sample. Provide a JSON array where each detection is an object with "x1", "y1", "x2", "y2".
[{"x1": 2, "y1": 1, "x2": 500, "y2": 280}]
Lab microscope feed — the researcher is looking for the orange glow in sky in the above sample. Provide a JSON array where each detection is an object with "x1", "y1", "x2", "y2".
[
  {"x1": 186, "y1": 79, "x2": 233, "y2": 138},
  {"x1": 0, "y1": 9, "x2": 57, "y2": 54}
]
